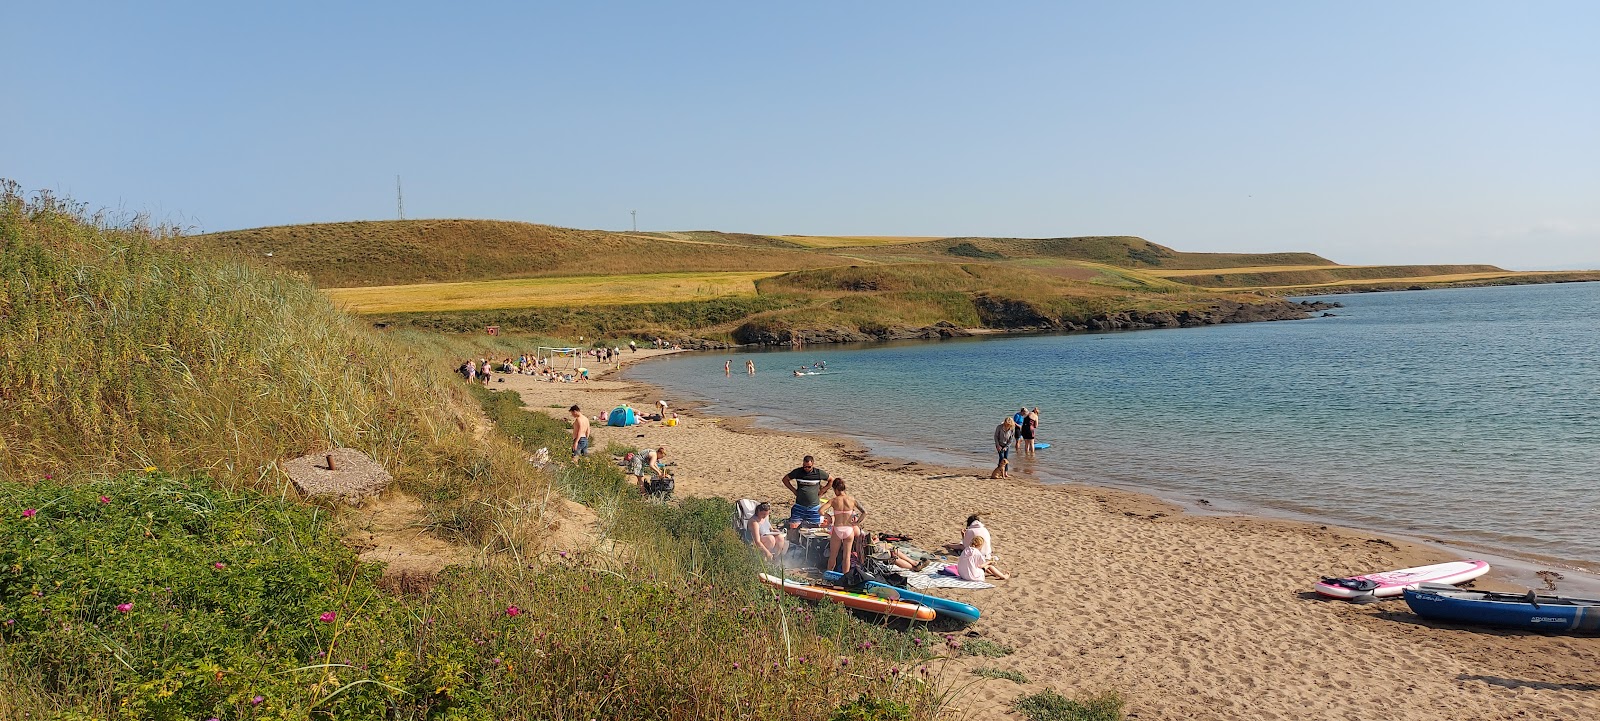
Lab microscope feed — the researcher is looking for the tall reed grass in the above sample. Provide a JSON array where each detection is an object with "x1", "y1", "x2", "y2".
[{"x1": 0, "y1": 180, "x2": 548, "y2": 550}]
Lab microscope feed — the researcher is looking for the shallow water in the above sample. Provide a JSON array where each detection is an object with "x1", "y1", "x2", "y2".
[{"x1": 626, "y1": 282, "x2": 1600, "y2": 572}]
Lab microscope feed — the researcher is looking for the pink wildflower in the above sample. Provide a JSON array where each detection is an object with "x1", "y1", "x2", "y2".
[
  {"x1": 21, "y1": 509, "x2": 36, "y2": 518},
  {"x1": 98, "y1": 496, "x2": 110, "y2": 504},
  {"x1": 732, "y1": 662, "x2": 740, "y2": 669},
  {"x1": 213, "y1": 562, "x2": 226, "y2": 570},
  {"x1": 505, "y1": 605, "x2": 523, "y2": 617},
  {"x1": 250, "y1": 695, "x2": 264, "y2": 706},
  {"x1": 318, "y1": 612, "x2": 337, "y2": 623},
  {"x1": 116, "y1": 603, "x2": 133, "y2": 613}
]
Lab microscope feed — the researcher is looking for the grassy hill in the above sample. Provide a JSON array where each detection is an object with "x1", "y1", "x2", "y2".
[
  {"x1": 0, "y1": 183, "x2": 944, "y2": 720},
  {"x1": 193, "y1": 218, "x2": 1598, "y2": 341}
]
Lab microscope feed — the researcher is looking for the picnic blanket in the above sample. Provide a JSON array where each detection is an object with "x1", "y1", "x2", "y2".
[{"x1": 896, "y1": 566, "x2": 994, "y2": 590}]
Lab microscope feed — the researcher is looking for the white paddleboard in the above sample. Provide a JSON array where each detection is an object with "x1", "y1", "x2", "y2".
[{"x1": 1315, "y1": 559, "x2": 1490, "y2": 599}]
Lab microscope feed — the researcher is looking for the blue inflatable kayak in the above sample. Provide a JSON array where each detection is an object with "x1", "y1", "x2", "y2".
[
  {"x1": 823, "y1": 572, "x2": 981, "y2": 624},
  {"x1": 1403, "y1": 585, "x2": 1600, "y2": 633}
]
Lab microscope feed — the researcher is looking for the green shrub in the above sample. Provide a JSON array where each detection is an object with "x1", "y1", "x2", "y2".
[
  {"x1": 1013, "y1": 689, "x2": 1125, "y2": 721},
  {"x1": 830, "y1": 694, "x2": 914, "y2": 721},
  {"x1": 958, "y1": 638, "x2": 1014, "y2": 657},
  {"x1": 973, "y1": 666, "x2": 1029, "y2": 684}
]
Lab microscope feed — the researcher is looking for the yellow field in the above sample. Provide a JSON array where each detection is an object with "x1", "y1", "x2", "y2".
[
  {"x1": 775, "y1": 235, "x2": 942, "y2": 248},
  {"x1": 1205, "y1": 271, "x2": 1554, "y2": 291},
  {"x1": 1145, "y1": 264, "x2": 1373, "y2": 278},
  {"x1": 323, "y1": 271, "x2": 783, "y2": 314}
]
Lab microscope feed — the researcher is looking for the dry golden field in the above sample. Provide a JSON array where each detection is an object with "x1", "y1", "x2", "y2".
[{"x1": 323, "y1": 271, "x2": 782, "y2": 314}]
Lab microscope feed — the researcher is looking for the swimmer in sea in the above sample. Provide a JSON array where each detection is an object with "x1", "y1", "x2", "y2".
[{"x1": 793, "y1": 370, "x2": 803, "y2": 377}]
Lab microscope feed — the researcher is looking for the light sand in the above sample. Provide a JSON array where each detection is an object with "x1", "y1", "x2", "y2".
[{"x1": 501, "y1": 350, "x2": 1599, "y2": 721}]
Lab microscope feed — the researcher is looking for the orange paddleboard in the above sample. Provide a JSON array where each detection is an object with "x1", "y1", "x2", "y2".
[{"x1": 759, "y1": 573, "x2": 936, "y2": 621}]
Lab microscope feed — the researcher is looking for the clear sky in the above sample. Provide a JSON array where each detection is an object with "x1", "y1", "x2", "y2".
[{"x1": 5, "y1": 2, "x2": 1597, "y2": 269}]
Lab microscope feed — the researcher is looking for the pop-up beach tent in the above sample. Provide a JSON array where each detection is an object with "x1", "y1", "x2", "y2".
[{"x1": 607, "y1": 406, "x2": 636, "y2": 427}]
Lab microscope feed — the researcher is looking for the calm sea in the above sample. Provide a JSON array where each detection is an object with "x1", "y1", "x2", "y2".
[{"x1": 625, "y1": 282, "x2": 1600, "y2": 574}]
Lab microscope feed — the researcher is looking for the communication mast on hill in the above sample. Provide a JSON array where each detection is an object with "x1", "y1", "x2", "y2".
[
  {"x1": 396, "y1": 176, "x2": 405, "y2": 220},
  {"x1": 631, "y1": 209, "x2": 637, "y2": 232}
]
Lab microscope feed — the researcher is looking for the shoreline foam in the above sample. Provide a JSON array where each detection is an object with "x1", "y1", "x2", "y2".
[{"x1": 500, "y1": 348, "x2": 1600, "y2": 721}]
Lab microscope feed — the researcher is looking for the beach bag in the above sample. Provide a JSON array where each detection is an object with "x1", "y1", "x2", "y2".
[
  {"x1": 838, "y1": 562, "x2": 889, "y2": 589},
  {"x1": 646, "y1": 475, "x2": 674, "y2": 499}
]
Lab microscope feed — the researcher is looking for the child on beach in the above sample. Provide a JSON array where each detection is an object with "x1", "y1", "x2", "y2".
[{"x1": 957, "y1": 535, "x2": 1008, "y2": 582}]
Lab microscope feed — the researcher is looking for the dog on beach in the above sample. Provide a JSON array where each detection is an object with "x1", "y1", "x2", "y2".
[{"x1": 990, "y1": 458, "x2": 1009, "y2": 479}]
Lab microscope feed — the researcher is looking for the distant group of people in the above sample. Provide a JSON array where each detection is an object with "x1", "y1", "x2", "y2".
[
  {"x1": 741, "y1": 454, "x2": 1008, "y2": 583},
  {"x1": 991, "y1": 406, "x2": 1040, "y2": 479}
]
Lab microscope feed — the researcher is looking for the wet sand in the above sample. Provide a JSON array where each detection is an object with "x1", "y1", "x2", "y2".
[{"x1": 501, "y1": 350, "x2": 1599, "y2": 721}]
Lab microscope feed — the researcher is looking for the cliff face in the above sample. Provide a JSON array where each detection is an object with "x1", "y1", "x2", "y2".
[{"x1": 728, "y1": 299, "x2": 1338, "y2": 346}]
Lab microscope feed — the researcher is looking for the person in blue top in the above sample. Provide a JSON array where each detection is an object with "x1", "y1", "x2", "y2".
[{"x1": 1011, "y1": 407, "x2": 1028, "y2": 452}]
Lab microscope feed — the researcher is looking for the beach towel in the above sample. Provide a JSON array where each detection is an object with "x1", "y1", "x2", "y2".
[{"x1": 899, "y1": 568, "x2": 994, "y2": 590}]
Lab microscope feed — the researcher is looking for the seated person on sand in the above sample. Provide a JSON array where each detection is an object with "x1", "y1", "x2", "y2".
[
  {"x1": 957, "y1": 535, "x2": 1008, "y2": 581},
  {"x1": 630, "y1": 446, "x2": 666, "y2": 492},
  {"x1": 746, "y1": 502, "x2": 789, "y2": 562},
  {"x1": 943, "y1": 514, "x2": 992, "y2": 555}
]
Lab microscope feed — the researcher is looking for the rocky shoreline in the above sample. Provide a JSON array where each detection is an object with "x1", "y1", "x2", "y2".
[{"x1": 672, "y1": 298, "x2": 1341, "y2": 349}]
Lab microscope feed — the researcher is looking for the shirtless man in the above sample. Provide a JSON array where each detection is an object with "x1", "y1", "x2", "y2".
[{"x1": 569, "y1": 405, "x2": 591, "y2": 458}]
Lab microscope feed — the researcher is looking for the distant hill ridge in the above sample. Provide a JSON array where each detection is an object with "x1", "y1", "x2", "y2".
[{"x1": 194, "y1": 219, "x2": 1339, "y2": 288}]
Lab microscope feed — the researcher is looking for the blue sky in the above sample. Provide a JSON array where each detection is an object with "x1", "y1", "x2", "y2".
[{"x1": 4, "y1": 2, "x2": 1597, "y2": 268}]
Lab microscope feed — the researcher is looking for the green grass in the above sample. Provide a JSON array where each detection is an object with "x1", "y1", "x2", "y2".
[
  {"x1": 956, "y1": 638, "x2": 1014, "y2": 658},
  {"x1": 973, "y1": 667, "x2": 1029, "y2": 684},
  {"x1": 0, "y1": 181, "x2": 544, "y2": 550},
  {"x1": 1012, "y1": 690, "x2": 1126, "y2": 721}
]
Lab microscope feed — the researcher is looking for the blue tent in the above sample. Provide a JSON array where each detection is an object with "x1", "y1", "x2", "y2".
[{"x1": 607, "y1": 406, "x2": 636, "y2": 427}]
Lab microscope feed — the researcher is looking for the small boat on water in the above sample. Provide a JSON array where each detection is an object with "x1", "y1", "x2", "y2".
[
  {"x1": 1403, "y1": 584, "x2": 1600, "y2": 633},
  {"x1": 759, "y1": 573, "x2": 935, "y2": 621}
]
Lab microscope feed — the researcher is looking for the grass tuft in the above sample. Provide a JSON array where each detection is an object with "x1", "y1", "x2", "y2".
[
  {"x1": 973, "y1": 666, "x2": 1029, "y2": 684},
  {"x1": 957, "y1": 638, "x2": 1014, "y2": 658},
  {"x1": 1013, "y1": 689, "x2": 1126, "y2": 721}
]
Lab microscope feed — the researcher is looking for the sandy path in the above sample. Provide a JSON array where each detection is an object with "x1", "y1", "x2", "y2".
[{"x1": 498, "y1": 351, "x2": 1599, "y2": 721}]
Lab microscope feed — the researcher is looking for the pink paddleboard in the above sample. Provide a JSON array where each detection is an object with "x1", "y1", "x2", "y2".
[{"x1": 1315, "y1": 560, "x2": 1489, "y2": 599}]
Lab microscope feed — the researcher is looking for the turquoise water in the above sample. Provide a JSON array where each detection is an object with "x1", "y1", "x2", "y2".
[{"x1": 626, "y1": 282, "x2": 1600, "y2": 571}]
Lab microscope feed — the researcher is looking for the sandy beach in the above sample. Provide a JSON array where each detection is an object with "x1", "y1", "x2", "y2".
[{"x1": 501, "y1": 350, "x2": 1598, "y2": 721}]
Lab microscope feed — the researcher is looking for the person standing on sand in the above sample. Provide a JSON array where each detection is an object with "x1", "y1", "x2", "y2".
[
  {"x1": 569, "y1": 405, "x2": 591, "y2": 459},
  {"x1": 781, "y1": 455, "x2": 832, "y2": 528},
  {"x1": 746, "y1": 359, "x2": 756, "y2": 376}
]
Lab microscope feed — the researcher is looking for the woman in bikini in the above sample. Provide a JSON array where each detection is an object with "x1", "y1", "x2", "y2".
[{"x1": 823, "y1": 478, "x2": 860, "y2": 574}]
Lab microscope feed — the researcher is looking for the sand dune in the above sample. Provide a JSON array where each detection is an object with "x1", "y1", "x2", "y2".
[{"x1": 500, "y1": 351, "x2": 1599, "y2": 721}]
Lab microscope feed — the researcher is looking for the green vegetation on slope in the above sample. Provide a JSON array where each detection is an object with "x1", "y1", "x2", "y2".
[
  {"x1": 0, "y1": 182, "x2": 539, "y2": 549},
  {"x1": 0, "y1": 184, "x2": 946, "y2": 720}
]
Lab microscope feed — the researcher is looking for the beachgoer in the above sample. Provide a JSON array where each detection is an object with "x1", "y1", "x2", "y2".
[
  {"x1": 956, "y1": 534, "x2": 1008, "y2": 581},
  {"x1": 780, "y1": 455, "x2": 832, "y2": 528},
  {"x1": 793, "y1": 370, "x2": 803, "y2": 377},
  {"x1": 1020, "y1": 408, "x2": 1039, "y2": 458},
  {"x1": 657, "y1": 399, "x2": 668, "y2": 418},
  {"x1": 823, "y1": 478, "x2": 860, "y2": 574},
  {"x1": 962, "y1": 515, "x2": 993, "y2": 555},
  {"x1": 746, "y1": 359, "x2": 756, "y2": 376},
  {"x1": 629, "y1": 340, "x2": 637, "y2": 353},
  {"x1": 569, "y1": 405, "x2": 590, "y2": 458},
  {"x1": 993, "y1": 417, "x2": 1016, "y2": 473},
  {"x1": 724, "y1": 360, "x2": 731, "y2": 376},
  {"x1": 1011, "y1": 407, "x2": 1028, "y2": 451},
  {"x1": 747, "y1": 502, "x2": 789, "y2": 561},
  {"x1": 630, "y1": 446, "x2": 666, "y2": 491}
]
